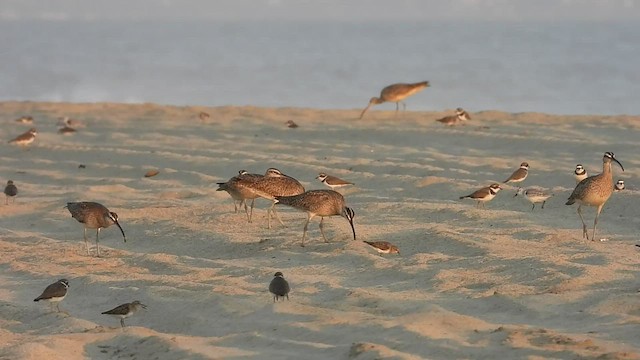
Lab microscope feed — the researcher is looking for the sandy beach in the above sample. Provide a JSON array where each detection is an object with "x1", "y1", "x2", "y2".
[{"x1": 0, "y1": 101, "x2": 639, "y2": 359}]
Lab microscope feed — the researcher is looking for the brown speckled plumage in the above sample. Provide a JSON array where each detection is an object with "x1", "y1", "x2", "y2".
[{"x1": 360, "y1": 81, "x2": 430, "y2": 119}]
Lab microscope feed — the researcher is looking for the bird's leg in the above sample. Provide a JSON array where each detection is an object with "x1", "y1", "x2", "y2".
[
  {"x1": 84, "y1": 228, "x2": 90, "y2": 256},
  {"x1": 319, "y1": 217, "x2": 328, "y2": 243},
  {"x1": 96, "y1": 228, "x2": 101, "y2": 258},
  {"x1": 593, "y1": 205, "x2": 603, "y2": 241},
  {"x1": 120, "y1": 318, "x2": 125, "y2": 328},
  {"x1": 576, "y1": 205, "x2": 589, "y2": 240},
  {"x1": 271, "y1": 202, "x2": 286, "y2": 227},
  {"x1": 401, "y1": 101, "x2": 407, "y2": 111},
  {"x1": 56, "y1": 303, "x2": 61, "y2": 313},
  {"x1": 248, "y1": 199, "x2": 255, "y2": 223},
  {"x1": 302, "y1": 214, "x2": 313, "y2": 247},
  {"x1": 531, "y1": 203, "x2": 535, "y2": 211},
  {"x1": 542, "y1": 201, "x2": 546, "y2": 209},
  {"x1": 233, "y1": 200, "x2": 239, "y2": 213},
  {"x1": 242, "y1": 199, "x2": 249, "y2": 221},
  {"x1": 4, "y1": 196, "x2": 7, "y2": 205},
  {"x1": 395, "y1": 102, "x2": 400, "y2": 114}
]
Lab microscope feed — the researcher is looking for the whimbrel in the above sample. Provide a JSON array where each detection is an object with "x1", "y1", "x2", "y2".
[
  {"x1": 34, "y1": 279, "x2": 69, "y2": 313},
  {"x1": 316, "y1": 172, "x2": 354, "y2": 190},
  {"x1": 359, "y1": 81, "x2": 429, "y2": 119},
  {"x1": 65, "y1": 202, "x2": 127, "y2": 257},
  {"x1": 269, "y1": 272, "x2": 290, "y2": 302},
  {"x1": 459, "y1": 183, "x2": 502, "y2": 208},
  {"x1": 4, "y1": 180, "x2": 17, "y2": 205},
  {"x1": 566, "y1": 152, "x2": 624, "y2": 240},
  {"x1": 217, "y1": 170, "x2": 264, "y2": 222},
  {"x1": 275, "y1": 189, "x2": 355, "y2": 246},
  {"x1": 503, "y1": 162, "x2": 529, "y2": 184},
  {"x1": 101, "y1": 300, "x2": 146, "y2": 328},
  {"x1": 514, "y1": 187, "x2": 553, "y2": 210}
]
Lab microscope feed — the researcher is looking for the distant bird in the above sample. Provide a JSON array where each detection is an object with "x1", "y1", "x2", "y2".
[
  {"x1": 359, "y1": 81, "x2": 430, "y2": 119},
  {"x1": 614, "y1": 179, "x2": 625, "y2": 192},
  {"x1": 269, "y1": 272, "x2": 290, "y2": 302},
  {"x1": 8, "y1": 128, "x2": 37, "y2": 146},
  {"x1": 34, "y1": 279, "x2": 69, "y2": 313},
  {"x1": 566, "y1": 152, "x2": 624, "y2": 240},
  {"x1": 316, "y1": 172, "x2": 354, "y2": 190},
  {"x1": 574, "y1": 164, "x2": 588, "y2": 184},
  {"x1": 58, "y1": 126, "x2": 77, "y2": 135},
  {"x1": 285, "y1": 120, "x2": 299, "y2": 128},
  {"x1": 275, "y1": 190, "x2": 356, "y2": 246},
  {"x1": 503, "y1": 162, "x2": 529, "y2": 184},
  {"x1": 4, "y1": 180, "x2": 17, "y2": 205},
  {"x1": 15, "y1": 115, "x2": 33, "y2": 124},
  {"x1": 57, "y1": 116, "x2": 84, "y2": 128},
  {"x1": 65, "y1": 202, "x2": 127, "y2": 257},
  {"x1": 514, "y1": 187, "x2": 553, "y2": 210},
  {"x1": 101, "y1": 300, "x2": 146, "y2": 328},
  {"x1": 217, "y1": 169, "x2": 263, "y2": 221},
  {"x1": 435, "y1": 107, "x2": 471, "y2": 126},
  {"x1": 459, "y1": 183, "x2": 502, "y2": 208},
  {"x1": 199, "y1": 112, "x2": 211, "y2": 121},
  {"x1": 364, "y1": 241, "x2": 400, "y2": 255}
]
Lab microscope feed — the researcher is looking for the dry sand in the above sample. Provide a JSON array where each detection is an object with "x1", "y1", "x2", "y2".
[{"x1": 0, "y1": 101, "x2": 639, "y2": 359}]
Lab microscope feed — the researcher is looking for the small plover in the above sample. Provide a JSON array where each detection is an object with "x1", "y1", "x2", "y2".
[
  {"x1": 101, "y1": 300, "x2": 147, "y2": 328},
  {"x1": 15, "y1": 115, "x2": 33, "y2": 124},
  {"x1": 285, "y1": 120, "x2": 299, "y2": 128},
  {"x1": 8, "y1": 128, "x2": 37, "y2": 146},
  {"x1": 199, "y1": 112, "x2": 210, "y2": 121},
  {"x1": 359, "y1": 81, "x2": 430, "y2": 119},
  {"x1": 316, "y1": 172, "x2": 354, "y2": 190},
  {"x1": 65, "y1": 202, "x2": 127, "y2": 257},
  {"x1": 34, "y1": 279, "x2": 69, "y2": 312},
  {"x1": 614, "y1": 179, "x2": 625, "y2": 192},
  {"x1": 435, "y1": 107, "x2": 471, "y2": 126},
  {"x1": 269, "y1": 272, "x2": 290, "y2": 302},
  {"x1": 4, "y1": 180, "x2": 18, "y2": 205},
  {"x1": 514, "y1": 187, "x2": 553, "y2": 210},
  {"x1": 574, "y1": 164, "x2": 588, "y2": 184},
  {"x1": 503, "y1": 162, "x2": 529, "y2": 184},
  {"x1": 364, "y1": 241, "x2": 400, "y2": 254},
  {"x1": 459, "y1": 183, "x2": 502, "y2": 208},
  {"x1": 58, "y1": 126, "x2": 77, "y2": 135}
]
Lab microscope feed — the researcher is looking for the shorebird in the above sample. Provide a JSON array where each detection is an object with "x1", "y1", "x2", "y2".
[
  {"x1": 503, "y1": 162, "x2": 529, "y2": 184},
  {"x1": 4, "y1": 180, "x2": 17, "y2": 205},
  {"x1": 34, "y1": 279, "x2": 69, "y2": 313},
  {"x1": 199, "y1": 111, "x2": 210, "y2": 121},
  {"x1": 275, "y1": 190, "x2": 356, "y2": 246},
  {"x1": 566, "y1": 152, "x2": 624, "y2": 241},
  {"x1": 15, "y1": 115, "x2": 33, "y2": 124},
  {"x1": 435, "y1": 107, "x2": 471, "y2": 126},
  {"x1": 57, "y1": 116, "x2": 84, "y2": 128},
  {"x1": 217, "y1": 170, "x2": 264, "y2": 222},
  {"x1": 364, "y1": 241, "x2": 400, "y2": 255},
  {"x1": 8, "y1": 128, "x2": 37, "y2": 146},
  {"x1": 101, "y1": 300, "x2": 146, "y2": 328},
  {"x1": 316, "y1": 172, "x2": 354, "y2": 190},
  {"x1": 574, "y1": 164, "x2": 588, "y2": 184},
  {"x1": 65, "y1": 202, "x2": 127, "y2": 257},
  {"x1": 269, "y1": 272, "x2": 290, "y2": 302},
  {"x1": 614, "y1": 179, "x2": 625, "y2": 192},
  {"x1": 359, "y1": 81, "x2": 430, "y2": 119},
  {"x1": 285, "y1": 120, "x2": 299, "y2": 128},
  {"x1": 58, "y1": 125, "x2": 77, "y2": 135},
  {"x1": 239, "y1": 168, "x2": 305, "y2": 229},
  {"x1": 459, "y1": 183, "x2": 502, "y2": 208},
  {"x1": 514, "y1": 187, "x2": 553, "y2": 210}
]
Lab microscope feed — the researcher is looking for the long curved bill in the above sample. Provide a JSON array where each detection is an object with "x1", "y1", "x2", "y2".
[
  {"x1": 613, "y1": 158, "x2": 624, "y2": 171},
  {"x1": 359, "y1": 104, "x2": 372, "y2": 119},
  {"x1": 115, "y1": 221, "x2": 127, "y2": 242}
]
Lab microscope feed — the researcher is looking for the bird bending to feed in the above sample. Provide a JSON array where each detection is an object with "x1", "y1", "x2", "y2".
[
  {"x1": 364, "y1": 241, "x2": 400, "y2": 255},
  {"x1": 4, "y1": 180, "x2": 17, "y2": 205},
  {"x1": 614, "y1": 179, "x2": 625, "y2": 192},
  {"x1": 269, "y1": 272, "x2": 290, "y2": 302},
  {"x1": 514, "y1": 187, "x2": 553, "y2": 210},
  {"x1": 316, "y1": 172, "x2": 354, "y2": 190},
  {"x1": 503, "y1": 162, "x2": 529, "y2": 184},
  {"x1": 275, "y1": 189, "x2": 356, "y2": 246},
  {"x1": 359, "y1": 81, "x2": 430, "y2": 119},
  {"x1": 435, "y1": 107, "x2": 471, "y2": 126},
  {"x1": 34, "y1": 279, "x2": 69, "y2": 313},
  {"x1": 102, "y1": 300, "x2": 146, "y2": 328},
  {"x1": 65, "y1": 202, "x2": 127, "y2": 257},
  {"x1": 566, "y1": 152, "x2": 624, "y2": 241},
  {"x1": 459, "y1": 183, "x2": 502, "y2": 208},
  {"x1": 8, "y1": 128, "x2": 37, "y2": 146},
  {"x1": 217, "y1": 169, "x2": 264, "y2": 222},
  {"x1": 574, "y1": 164, "x2": 588, "y2": 184}
]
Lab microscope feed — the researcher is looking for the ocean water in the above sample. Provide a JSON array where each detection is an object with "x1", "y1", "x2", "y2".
[{"x1": 1, "y1": 20, "x2": 639, "y2": 115}]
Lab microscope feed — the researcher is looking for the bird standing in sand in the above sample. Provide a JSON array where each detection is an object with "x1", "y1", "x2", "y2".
[
  {"x1": 459, "y1": 183, "x2": 502, "y2": 208},
  {"x1": 435, "y1": 107, "x2": 471, "y2": 126},
  {"x1": 4, "y1": 180, "x2": 17, "y2": 205},
  {"x1": 275, "y1": 189, "x2": 356, "y2": 246},
  {"x1": 65, "y1": 202, "x2": 127, "y2": 257},
  {"x1": 514, "y1": 187, "x2": 553, "y2": 210},
  {"x1": 217, "y1": 169, "x2": 264, "y2": 222},
  {"x1": 269, "y1": 272, "x2": 290, "y2": 302},
  {"x1": 566, "y1": 152, "x2": 624, "y2": 241},
  {"x1": 101, "y1": 300, "x2": 146, "y2": 328},
  {"x1": 503, "y1": 162, "x2": 529, "y2": 184},
  {"x1": 614, "y1": 179, "x2": 625, "y2": 192},
  {"x1": 34, "y1": 279, "x2": 69, "y2": 313},
  {"x1": 8, "y1": 128, "x2": 37, "y2": 146},
  {"x1": 359, "y1": 81, "x2": 430, "y2": 119},
  {"x1": 364, "y1": 241, "x2": 400, "y2": 255},
  {"x1": 316, "y1": 172, "x2": 354, "y2": 190}
]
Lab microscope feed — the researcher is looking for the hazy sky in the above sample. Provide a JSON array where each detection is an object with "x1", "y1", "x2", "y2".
[{"x1": 1, "y1": 0, "x2": 639, "y2": 21}]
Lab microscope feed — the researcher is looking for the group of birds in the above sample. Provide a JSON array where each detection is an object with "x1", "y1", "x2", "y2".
[{"x1": 7, "y1": 116, "x2": 80, "y2": 147}]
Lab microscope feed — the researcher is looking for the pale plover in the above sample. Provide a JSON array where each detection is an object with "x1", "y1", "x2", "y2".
[
  {"x1": 316, "y1": 172, "x2": 354, "y2": 190},
  {"x1": 101, "y1": 300, "x2": 147, "y2": 328},
  {"x1": 34, "y1": 279, "x2": 69, "y2": 312},
  {"x1": 614, "y1": 179, "x2": 625, "y2": 192},
  {"x1": 269, "y1": 272, "x2": 290, "y2": 302},
  {"x1": 514, "y1": 187, "x2": 553, "y2": 210},
  {"x1": 364, "y1": 241, "x2": 400, "y2": 254},
  {"x1": 459, "y1": 183, "x2": 502, "y2": 208}
]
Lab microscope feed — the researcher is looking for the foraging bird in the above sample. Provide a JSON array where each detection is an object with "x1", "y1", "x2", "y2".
[
  {"x1": 435, "y1": 107, "x2": 471, "y2": 126},
  {"x1": 217, "y1": 169, "x2": 263, "y2": 222},
  {"x1": 4, "y1": 180, "x2": 17, "y2": 205},
  {"x1": 359, "y1": 81, "x2": 430, "y2": 119},
  {"x1": 199, "y1": 112, "x2": 210, "y2": 121},
  {"x1": 15, "y1": 115, "x2": 33, "y2": 124},
  {"x1": 574, "y1": 164, "x2": 588, "y2": 184},
  {"x1": 57, "y1": 117, "x2": 84, "y2": 128},
  {"x1": 101, "y1": 300, "x2": 147, "y2": 328},
  {"x1": 34, "y1": 279, "x2": 69, "y2": 313},
  {"x1": 285, "y1": 120, "x2": 299, "y2": 128},
  {"x1": 275, "y1": 190, "x2": 356, "y2": 246},
  {"x1": 8, "y1": 128, "x2": 37, "y2": 146},
  {"x1": 316, "y1": 172, "x2": 354, "y2": 190},
  {"x1": 269, "y1": 272, "x2": 290, "y2": 302},
  {"x1": 58, "y1": 125, "x2": 77, "y2": 135},
  {"x1": 65, "y1": 202, "x2": 127, "y2": 257},
  {"x1": 514, "y1": 187, "x2": 553, "y2": 210},
  {"x1": 614, "y1": 179, "x2": 625, "y2": 192},
  {"x1": 503, "y1": 162, "x2": 529, "y2": 184},
  {"x1": 364, "y1": 241, "x2": 400, "y2": 255},
  {"x1": 566, "y1": 152, "x2": 624, "y2": 241},
  {"x1": 459, "y1": 183, "x2": 502, "y2": 208}
]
